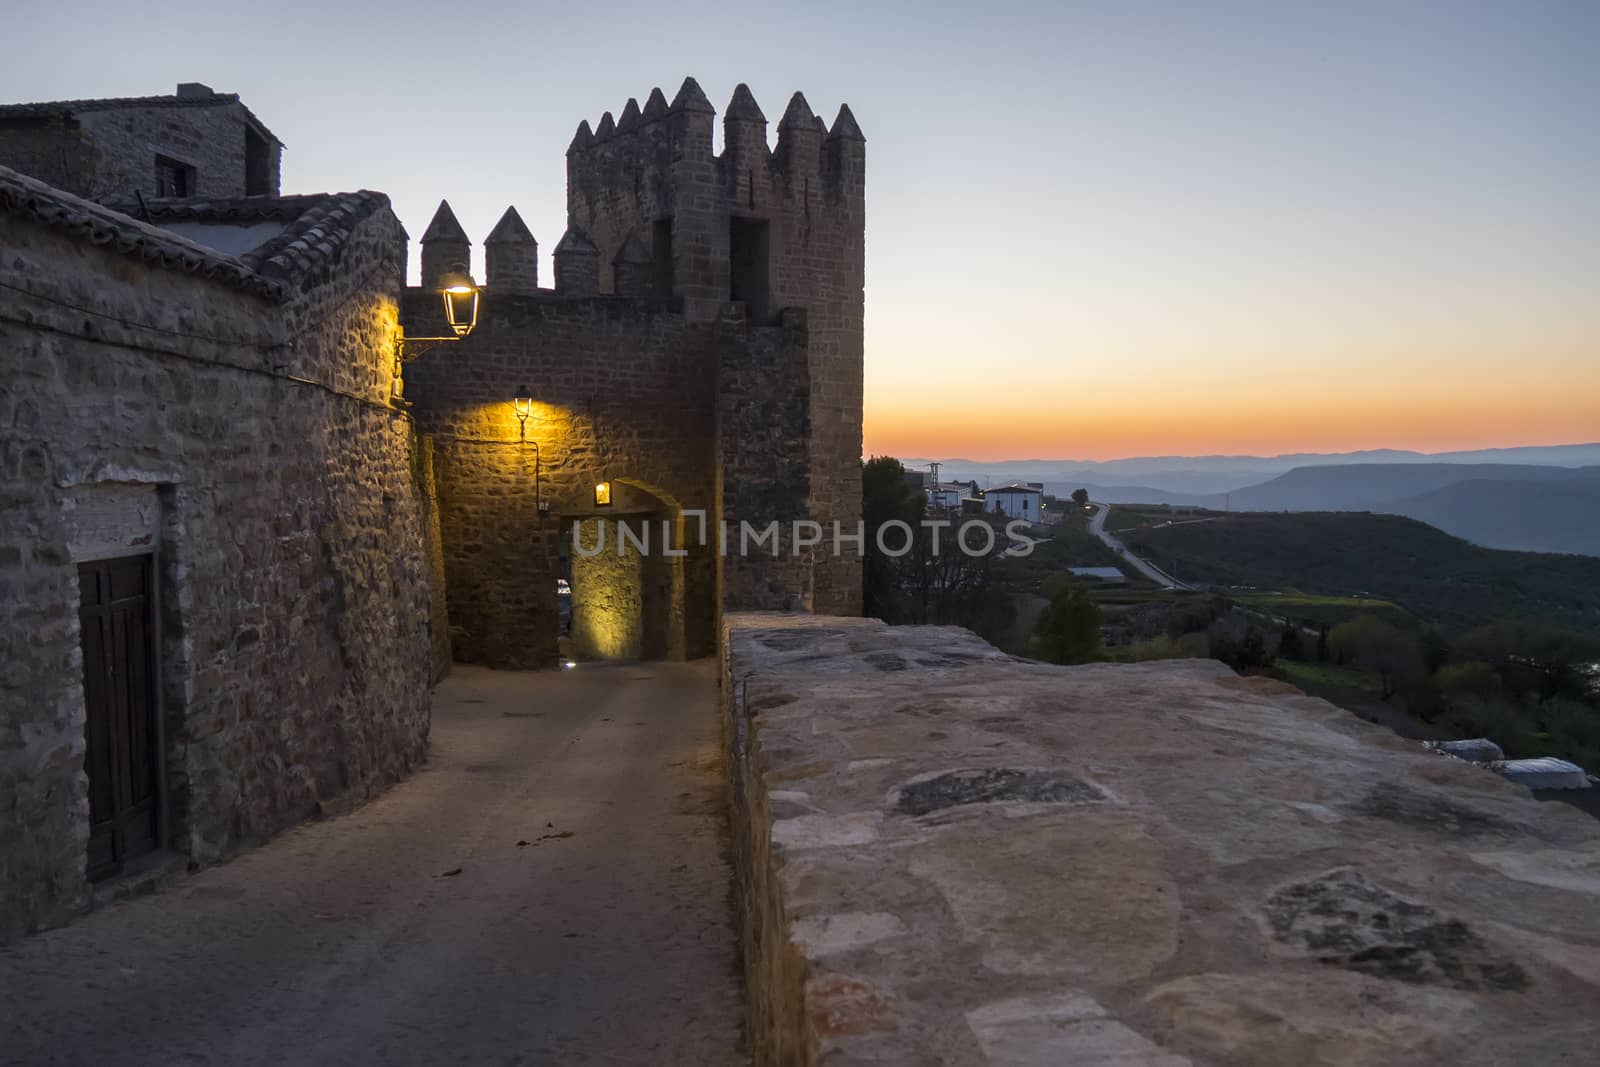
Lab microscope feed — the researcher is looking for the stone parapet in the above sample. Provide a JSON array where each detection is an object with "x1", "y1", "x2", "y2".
[{"x1": 723, "y1": 613, "x2": 1600, "y2": 1065}]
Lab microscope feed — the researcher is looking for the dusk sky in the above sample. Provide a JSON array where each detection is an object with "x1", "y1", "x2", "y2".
[{"x1": 8, "y1": 1, "x2": 1596, "y2": 461}]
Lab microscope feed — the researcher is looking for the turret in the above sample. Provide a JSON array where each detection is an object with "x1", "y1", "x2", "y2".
[
  {"x1": 824, "y1": 103, "x2": 866, "y2": 200},
  {"x1": 553, "y1": 224, "x2": 599, "y2": 296},
  {"x1": 612, "y1": 232, "x2": 652, "y2": 297},
  {"x1": 775, "y1": 91, "x2": 823, "y2": 191},
  {"x1": 667, "y1": 76, "x2": 715, "y2": 160},
  {"x1": 723, "y1": 84, "x2": 769, "y2": 162},
  {"x1": 420, "y1": 199, "x2": 470, "y2": 288},
  {"x1": 641, "y1": 87, "x2": 669, "y2": 124},
  {"x1": 485, "y1": 207, "x2": 538, "y2": 295}
]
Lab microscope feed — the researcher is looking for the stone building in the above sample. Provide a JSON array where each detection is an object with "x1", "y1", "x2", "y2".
[
  {"x1": 0, "y1": 75, "x2": 863, "y2": 937},
  {"x1": 0, "y1": 166, "x2": 439, "y2": 940},
  {"x1": 402, "y1": 77, "x2": 865, "y2": 669},
  {"x1": 0, "y1": 82, "x2": 282, "y2": 202}
]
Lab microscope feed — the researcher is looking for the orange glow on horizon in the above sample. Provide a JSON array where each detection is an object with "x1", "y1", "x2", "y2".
[{"x1": 865, "y1": 377, "x2": 1600, "y2": 462}]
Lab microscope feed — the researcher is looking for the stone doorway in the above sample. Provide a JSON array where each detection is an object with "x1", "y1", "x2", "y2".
[{"x1": 564, "y1": 482, "x2": 685, "y2": 662}]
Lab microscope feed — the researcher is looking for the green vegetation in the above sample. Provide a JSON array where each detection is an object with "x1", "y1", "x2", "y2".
[
  {"x1": 861, "y1": 457, "x2": 1015, "y2": 644},
  {"x1": 1121, "y1": 511, "x2": 1600, "y2": 633},
  {"x1": 862, "y1": 464, "x2": 1600, "y2": 776},
  {"x1": 1027, "y1": 585, "x2": 1104, "y2": 664}
]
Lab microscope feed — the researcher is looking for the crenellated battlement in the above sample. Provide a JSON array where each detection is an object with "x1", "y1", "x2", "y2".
[
  {"x1": 410, "y1": 76, "x2": 865, "y2": 616},
  {"x1": 566, "y1": 78, "x2": 863, "y2": 208}
]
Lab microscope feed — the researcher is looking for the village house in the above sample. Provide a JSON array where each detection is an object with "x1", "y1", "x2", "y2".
[{"x1": 983, "y1": 482, "x2": 1042, "y2": 520}]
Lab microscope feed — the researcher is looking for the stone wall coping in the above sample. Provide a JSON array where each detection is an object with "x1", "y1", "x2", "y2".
[{"x1": 723, "y1": 612, "x2": 1600, "y2": 1065}]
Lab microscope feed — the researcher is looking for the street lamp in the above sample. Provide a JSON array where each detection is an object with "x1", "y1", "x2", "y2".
[
  {"x1": 395, "y1": 267, "x2": 482, "y2": 393},
  {"x1": 438, "y1": 266, "x2": 479, "y2": 337}
]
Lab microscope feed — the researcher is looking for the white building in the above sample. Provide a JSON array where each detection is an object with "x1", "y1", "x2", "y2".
[
  {"x1": 927, "y1": 481, "x2": 975, "y2": 510},
  {"x1": 984, "y1": 484, "x2": 1043, "y2": 521}
]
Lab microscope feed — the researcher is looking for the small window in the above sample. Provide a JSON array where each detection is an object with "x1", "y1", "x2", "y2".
[
  {"x1": 728, "y1": 217, "x2": 770, "y2": 319},
  {"x1": 651, "y1": 218, "x2": 674, "y2": 296},
  {"x1": 154, "y1": 155, "x2": 195, "y2": 198},
  {"x1": 244, "y1": 126, "x2": 272, "y2": 196}
]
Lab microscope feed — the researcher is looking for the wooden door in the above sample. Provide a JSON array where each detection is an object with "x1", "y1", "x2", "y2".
[{"x1": 78, "y1": 555, "x2": 159, "y2": 881}]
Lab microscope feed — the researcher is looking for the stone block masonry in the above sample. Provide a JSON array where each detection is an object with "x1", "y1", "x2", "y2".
[
  {"x1": 566, "y1": 78, "x2": 864, "y2": 617},
  {"x1": 404, "y1": 286, "x2": 815, "y2": 667},
  {"x1": 0, "y1": 85, "x2": 283, "y2": 203},
  {"x1": 723, "y1": 613, "x2": 1600, "y2": 1065},
  {"x1": 0, "y1": 168, "x2": 435, "y2": 941}
]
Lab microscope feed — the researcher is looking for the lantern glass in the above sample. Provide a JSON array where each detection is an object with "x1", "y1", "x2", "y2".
[
  {"x1": 513, "y1": 388, "x2": 533, "y2": 421},
  {"x1": 438, "y1": 267, "x2": 479, "y2": 337},
  {"x1": 594, "y1": 481, "x2": 613, "y2": 507}
]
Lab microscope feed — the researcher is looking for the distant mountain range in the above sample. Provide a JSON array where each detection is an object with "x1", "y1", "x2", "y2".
[
  {"x1": 908, "y1": 443, "x2": 1600, "y2": 495},
  {"x1": 901, "y1": 445, "x2": 1600, "y2": 556}
]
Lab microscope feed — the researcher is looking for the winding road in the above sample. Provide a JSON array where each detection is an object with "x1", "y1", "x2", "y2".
[{"x1": 1088, "y1": 503, "x2": 1192, "y2": 590}]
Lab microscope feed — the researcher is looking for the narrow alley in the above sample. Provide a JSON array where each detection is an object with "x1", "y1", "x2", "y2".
[{"x1": 1, "y1": 663, "x2": 744, "y2": 1066}]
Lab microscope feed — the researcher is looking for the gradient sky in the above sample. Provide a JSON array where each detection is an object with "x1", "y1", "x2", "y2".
[{"x1": 7, "y1": 1, "x2": 1596, "y2": 460}]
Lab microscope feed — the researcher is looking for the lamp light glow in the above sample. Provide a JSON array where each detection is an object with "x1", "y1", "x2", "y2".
[
  {"x1": 594, "y1": 481, "x2": 613, "y2": 507},
  {"x1": 438, "y1": 266, "x2": 479, "y2": 337},
  {"x1": 513, "y1": 387, "x2": 533, "y2": 423}
]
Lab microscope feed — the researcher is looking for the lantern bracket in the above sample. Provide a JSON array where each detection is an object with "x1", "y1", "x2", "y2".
[{"x1": 396, "y1": 335, "x2": 458, "y2": 363}]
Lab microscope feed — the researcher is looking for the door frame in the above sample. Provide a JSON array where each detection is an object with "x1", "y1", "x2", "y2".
[{"x1": 76, "y1": 549, "x2": 170, "y2": 876}]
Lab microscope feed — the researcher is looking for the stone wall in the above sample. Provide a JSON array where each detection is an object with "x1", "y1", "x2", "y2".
[
  {"x1": 723, "y1": 614, "x2": 1600, "y2": 1065},
  {"x1": 566, "y1": 79, "x2": 864, "y2": 617},
  {"x1": 404, "y1": 287, "x2": 810, "y2": 668},
  {"x1": 0, "y1": 97, "x2": 281, "y2": 203},
  {"x1": 717, "y1": 306, "x2": 815, "y2": 612},
  {"x1": 0, "y1": 192, "x2": 433, "y2": 941},
  {"x1": 0, "y1": 117, "x2": 98, "y2": 197}
]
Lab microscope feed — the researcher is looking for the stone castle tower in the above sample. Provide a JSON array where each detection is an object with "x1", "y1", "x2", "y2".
[{"x1": 564, "y1": 78, "x2": 865, "y2": 616}]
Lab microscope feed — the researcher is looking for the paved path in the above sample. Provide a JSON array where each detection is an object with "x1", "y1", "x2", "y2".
[
  {"x1": 1, "y1": 663, "x2": 745, "y2": 1066},
  {"x1": 1088, "y1": 503, "x2": 1191, "y2": 589}
]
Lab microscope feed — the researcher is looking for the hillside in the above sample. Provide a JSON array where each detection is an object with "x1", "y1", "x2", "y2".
[
  {"x1": 1224, "y1": 462, "x2": 1595, "y2": 512},
  {"x1": 1388, "y1": 475, "x2": 1600, "y2": 557},
  {"x1": 1120, "y1": 511, "x2": 1600, "y2": 634}
]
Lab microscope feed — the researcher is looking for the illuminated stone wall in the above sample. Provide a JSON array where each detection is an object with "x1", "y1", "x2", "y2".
[
  {"x1": 0, "y1": 179, "x2": 436, "y2": 941},
  {"x1": 404, "y1": 290, "x2": 749, "y2": 666}
]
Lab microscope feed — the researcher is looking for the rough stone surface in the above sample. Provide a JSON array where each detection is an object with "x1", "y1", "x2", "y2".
[
  {"x1": 0, "y1": 187, "x2": 434, "y2": 941},
  {"x1": 0, "y1": 90, "x2": 281, "y2": 201},
  {"x1": 402, "y1": 289, "x2": 817, "y2": 668},
  {"x1": 0, "y1": 663, "x2": 744, "y2": 1065},
  {"x1": 567, "y1": 80, "x2": 864, "y2": 616},
  {"x1": 723, "y1": 614, "x2": 1600, "y2": 1065}
]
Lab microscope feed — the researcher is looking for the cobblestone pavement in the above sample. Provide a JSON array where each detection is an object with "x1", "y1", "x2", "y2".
[{"x1": 1, "y1": 662, "x2": 745, "y2": 1066}]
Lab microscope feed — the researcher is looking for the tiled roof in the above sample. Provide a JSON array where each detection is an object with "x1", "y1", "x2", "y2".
[
  {"x1": 0, "y1": 165, "x2": 393, "y2": 299},
  {"x1": 127, "y1": 191, "x2": 397, "y2": 281},
  {"x1": 0, "y1": 164, "x2": 282, "y2": 298},
  {"x1": 0, "y1": 92, "x2": 282, "y2": 146}
]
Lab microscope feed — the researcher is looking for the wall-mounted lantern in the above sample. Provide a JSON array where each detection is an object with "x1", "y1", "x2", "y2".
[
  {"x1": 394, "y1": 267, "x2": 482, "y2": 398},
  {"x1": 594, "y1": 481, "x2": 613, "y2": 508},
  {"x1": 513, "y1": 386, "x2": 533, "y2": 428},
  {"x1": 439, "y1": 266, "x2": 480, "y2": 337}
]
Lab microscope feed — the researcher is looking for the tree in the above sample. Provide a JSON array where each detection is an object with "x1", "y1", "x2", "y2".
[
  {"x1": 1071, "y1": 488, "x2": 1090, "y2": 506},
  {"x1": 862, "y1": 456, "x2": 924, "y2": 621},
  {"x1": 1328, "y1": 616, "x2": 1426, "y2": 700},
  {"x1": 1028, "y1": 584, "x2": 1104, "y2": 664},
  {"x1": 1458, "y1": 624, "x2": 1600, "y2": 704}
]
